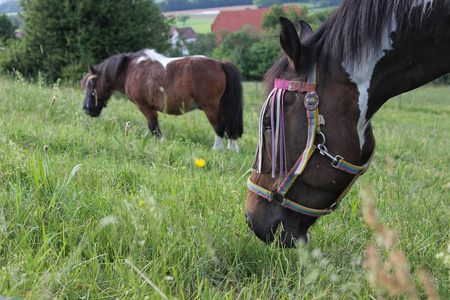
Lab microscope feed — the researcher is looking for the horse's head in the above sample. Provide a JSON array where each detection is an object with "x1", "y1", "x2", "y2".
[
  {"x1": 245, "y1": 17, "x2": 375, "y2": 247},
  {"x1": 81, "y1": 64, "x2": 110, "y2": 117}
]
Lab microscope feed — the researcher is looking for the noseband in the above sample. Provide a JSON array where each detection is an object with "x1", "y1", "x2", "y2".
[
  {"x1": 84, "y1": 74, "x2": 98, "y2": 108},
  {"x1": 247, "y1": 65, "x2": 376, "y2": 217}
]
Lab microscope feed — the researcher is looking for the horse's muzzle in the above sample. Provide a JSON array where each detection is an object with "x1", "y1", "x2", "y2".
[{"x1": 83, "y1": 105, "x2": 102, "y2": 117}]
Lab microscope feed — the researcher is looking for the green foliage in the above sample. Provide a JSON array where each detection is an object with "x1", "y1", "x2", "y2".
[
  {"x1": 312, "y1": 0, "x2": 342, "y2": 8},
  {"x1": 0, "y1": 13, "x2": 17, "y2": 43},
  {"x1": 211, "y1": 28, "x2": 264, "y2": 80},
  {"x1": 0, "y1": 0, "x2": 172, "y2": 82},
  {"x1": 0, "y1": 75, "x2": 448, "y2": 299},
  {"x1": 261, "y1": 4, "x2": 309, "y2": 31},
  {"x1": 165, "y1": 40, "x2": 184, "y2": 57},
  {"x1": 254, "y1": 0, "x2": 314, "y2": 9},
  {"x1": 244, "y1": 37, "x2": 281, "y2": 79},
  {"x1": 253, "y1": 0, "x2": 282, "y2": 9},
  {"x1": 159, "y1": 0, "x2": 253, "y2": 12},
  {"x1": 177, "y1": 14, "x2": 190, "y2": 25},
  {"x1": 306, "y1": 6, "x2": 337, "y2": 30},
  {"x1": 186, "y1": 32, "x2": 217, "y2": 56}
]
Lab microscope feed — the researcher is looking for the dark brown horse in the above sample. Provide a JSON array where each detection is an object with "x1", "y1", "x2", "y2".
[
  {"x1": 246, "y1": 0, "x2": 450, "y2": 247},
  {"x1": 81, "y1": 49, "x2": 243, "y2": 151}
]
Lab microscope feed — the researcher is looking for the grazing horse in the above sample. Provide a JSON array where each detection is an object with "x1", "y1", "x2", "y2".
[
  {"x1": 246, "y1": 0, "x2": 450, "y2": 247},
  {"x1": 81, "y1": 49, "x2": 243, "y2": 151}
]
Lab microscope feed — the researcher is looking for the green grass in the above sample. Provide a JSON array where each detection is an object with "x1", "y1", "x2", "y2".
[
  {"x1": 175, "y1": 17, "x2": 214, "y2": 33},
  {"x1": 0, "y1": 75, "x2": 448, "y2": 299}
]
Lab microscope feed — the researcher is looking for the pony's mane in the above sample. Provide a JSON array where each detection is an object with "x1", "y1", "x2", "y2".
[
  {"x1": 264, "y1": 0, "x2": 447, "y2": 92},
  {"x1": 95, "y1": 51, "x2": 142, "y2": 80}
]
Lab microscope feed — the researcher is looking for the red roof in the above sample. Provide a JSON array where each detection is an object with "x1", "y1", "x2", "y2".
[
  {"x1": 211, "y1": 8, "x2": 270, "y2": 43},
  {"x1": 211, "y1": 6, "x2": 301, "y2": 43}
]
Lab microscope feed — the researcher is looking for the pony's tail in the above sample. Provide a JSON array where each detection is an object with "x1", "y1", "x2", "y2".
[{"x1": 220, "y1": 59, "x2": 244, "y2": 140}]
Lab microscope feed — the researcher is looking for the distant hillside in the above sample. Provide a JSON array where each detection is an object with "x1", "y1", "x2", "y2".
[
  {"x1": 160, "y1": 0, "x2": 253, "y2": 12},
  {"x1": 0, "y1": 0, "x2": 19, "y2": 14}
]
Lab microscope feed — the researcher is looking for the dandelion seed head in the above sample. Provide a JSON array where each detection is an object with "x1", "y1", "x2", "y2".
[{"x1": 125, "y1": 121, "x2": 131, "y2": 137}]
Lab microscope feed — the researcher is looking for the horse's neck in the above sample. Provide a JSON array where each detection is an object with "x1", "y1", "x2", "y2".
[
  {"x1": 365, "y1": 1, "x2": 450, "y2": 120},
  {"x1": 105, "y1": 72, "x2": 126, "y2": 94}
]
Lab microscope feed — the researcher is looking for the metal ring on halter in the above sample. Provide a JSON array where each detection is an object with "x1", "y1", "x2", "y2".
[
  {"x1": 316, "y1": 131, "x2": 326, "y2": 147},
  {"x1": 304, "y1": 92, "x2": 319, "y2": 111}
]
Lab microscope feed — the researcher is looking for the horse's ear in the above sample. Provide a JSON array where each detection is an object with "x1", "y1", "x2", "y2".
[
  {"x1": 279, "y1": 16, "x2": 302, "y2": 71},
  {"x1": 299, "y1": 19, "x2": 313, "y2": 42},
  {"x1": 88, "y1": 64, "x2": 97, "y2": 75}
]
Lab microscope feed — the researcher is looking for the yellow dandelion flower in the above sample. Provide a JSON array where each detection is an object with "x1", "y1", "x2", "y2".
[
  {"x1": 139, "y1": 200, "x2": 146, "y2": 207},
  {"x1": 195, "y1": 159, "x2": 206, "y2": 168}
]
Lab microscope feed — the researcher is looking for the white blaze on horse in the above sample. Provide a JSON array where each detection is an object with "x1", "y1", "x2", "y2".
[
  {"x1": 81, "y1": 49, "x2": 243, "y2": 152},
  {"x1": 246, "y1": 0, "x2": 450, "y2": 247}
]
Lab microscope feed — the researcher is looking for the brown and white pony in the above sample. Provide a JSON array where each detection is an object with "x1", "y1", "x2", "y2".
[
  {"x1": 246, "y1": 0, "x2": 450, "y2": 247},
  {"x1": 81, "y1": 49, "x2": 243, "y2": 151}
]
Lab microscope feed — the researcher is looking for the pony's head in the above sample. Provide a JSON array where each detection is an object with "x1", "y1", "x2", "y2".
[
  {"x1": 81, "y1": 64, "x2": 110, "y2": 117},
  {"x1": 245, "y1": 17, "x2": 375, "y2": 247}
]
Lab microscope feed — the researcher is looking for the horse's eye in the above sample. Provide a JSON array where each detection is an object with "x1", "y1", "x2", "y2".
[{"x1": 263, "y1": 116, "x2": 271, "y2": 129}]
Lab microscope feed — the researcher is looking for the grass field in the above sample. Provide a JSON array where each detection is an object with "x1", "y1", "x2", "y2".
[
  {"x1": 175, "y1": 17, "x2": 214, "y2": 34},
  {"x1": 0, "y1": 75, "x2": 448, "y2": 299}
]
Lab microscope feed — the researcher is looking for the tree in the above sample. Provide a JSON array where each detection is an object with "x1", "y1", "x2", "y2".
[
  {"x1": 0, "y1": 13, "x2": 17, "y2": 43},
  {"x1": 0, "y1": 0, "x2": 172, "y2": 81},
  {"x1": 261, "y1": 4, "x2": 309, "y2": 31},
  {"x1": 186, "y1": 32, "x2": 217, "y2": 56},
  {"x1": 253, "y1": 0, "x2": 282, "y2": 9},
  {"x1": 244, "y1": 37, "x2": 280, "y2": 80},
  {"x1": 211, "y1": 28, "x2": 279, "y2": 80},
  {"x1": 177, "y1": 15, "x2": 190, "y2": 25}
]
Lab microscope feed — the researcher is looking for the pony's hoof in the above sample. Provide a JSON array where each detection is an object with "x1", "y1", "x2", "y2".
[
  {"x1": 212, "y1": 144, "x2": 224, "y2": 151},
  {"x1": 227, "y1": 139, "x2": 239, "y2": 152}
]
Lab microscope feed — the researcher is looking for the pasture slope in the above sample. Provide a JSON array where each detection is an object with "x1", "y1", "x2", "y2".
[{"x1": 0, "y1": 75, "x2": 448, "y2": 298}]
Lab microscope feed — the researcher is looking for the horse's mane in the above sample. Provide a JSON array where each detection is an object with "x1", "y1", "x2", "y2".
[
  {"x1": 95, "y1": 51, "x2": 143, "y2": 82},
  {"x1": 264, "y1": 0, "x2": 447, "y2": 91}
]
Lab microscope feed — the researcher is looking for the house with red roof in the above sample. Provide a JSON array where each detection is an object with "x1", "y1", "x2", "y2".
[
  {"x1": 211, "y1": 6, "x2": 301, "y2": 43},
  {"x1": 211, "y1": 8, "x2": 270, "y2": 44},
  {"x1": 170, "y1": 26, "x2": 197, "y2": 55}
]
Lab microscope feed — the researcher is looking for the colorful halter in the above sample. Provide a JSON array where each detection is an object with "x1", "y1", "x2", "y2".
[
  {"x1": 247, "y1": 65, "x2": 376, "y2": 217},
  {"x1": 84, "y1": 74, "x2": 98, "y2": 108}
]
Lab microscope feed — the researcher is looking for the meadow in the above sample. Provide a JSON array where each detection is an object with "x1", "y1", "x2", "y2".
[
  {"x1": 175, "y1": 17, "x2": 214, "y2": 34},
  {"x1": 0, "y1": 74, "x2": 448, "y2": 299}
]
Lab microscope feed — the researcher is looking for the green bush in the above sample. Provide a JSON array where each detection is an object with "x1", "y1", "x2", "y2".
[{"x1": 0, "y1": 0, "x2": 172, "y2": 83}]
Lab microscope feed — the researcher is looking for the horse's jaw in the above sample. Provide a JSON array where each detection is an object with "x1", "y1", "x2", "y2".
[{"x1": 245, "y1": 191, "x2": 316, "y2": 248}]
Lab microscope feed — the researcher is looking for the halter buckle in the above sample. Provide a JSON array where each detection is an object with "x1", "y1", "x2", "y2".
[{"x1": 304, "y1": 92, "x2": 319, "y2": 111}]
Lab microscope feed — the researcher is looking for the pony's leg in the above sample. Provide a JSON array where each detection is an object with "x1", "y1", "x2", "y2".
[
  {"x1": 136, "y1": 104, "x2": 163, "y2": 139},
  {"x1": 149, "y1": 117, "x2": 162, "y2": 139},
  {"x1": 227, "y1": 139, "x2": 240, "y2": 153},
  {"x1": 201, "y1": 107, "x2": 227, "y2": 151},
  {"x1": 213, "y1": 135, "x2": 224, "y2": 150}
]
